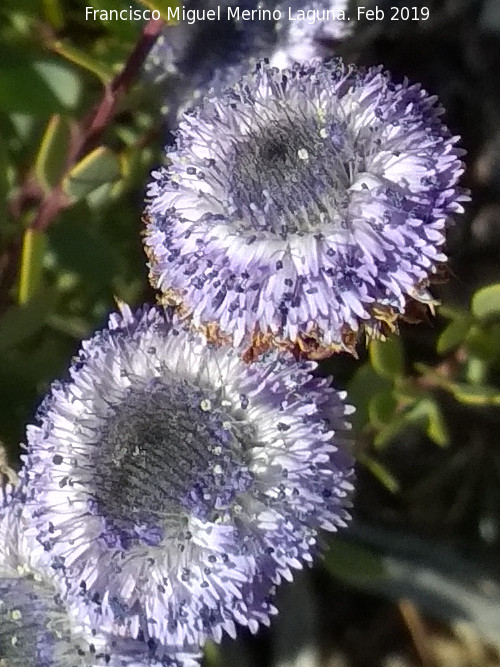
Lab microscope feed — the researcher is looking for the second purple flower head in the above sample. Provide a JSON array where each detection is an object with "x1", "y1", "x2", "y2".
[{"x1": 144, "y1": 59, "x2": 467, "y2": 358}]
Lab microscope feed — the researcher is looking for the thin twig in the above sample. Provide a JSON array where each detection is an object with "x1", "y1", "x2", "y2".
[
  {"x1": 398, "y1": 598, "x2": 436, "y2": 667},
  {"x1": 33, "y1": 17, "x2": 164, "y2": 233}
]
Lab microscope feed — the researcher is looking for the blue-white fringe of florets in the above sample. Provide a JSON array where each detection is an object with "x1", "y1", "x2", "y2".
[
  {"x1": 21, "y1": 304, "x2": 354, "y2": 657},
  {"x1": 0, "y1": 570, "x2": 197, "y2": 666},
  {"x1": 0, "y1": 483, "x2": 193, "y2": 667},
  {"x1": 144, "y1": 59, "x2": 468, "y2": 354}
]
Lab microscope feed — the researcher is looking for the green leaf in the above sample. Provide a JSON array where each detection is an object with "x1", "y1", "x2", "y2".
[
  {"x1": 0, "y1": 57, "x2": 81, "y2": 114},
  {"x1": 373, "y1": 394, "x2": 448, "y2": 449},
  {"x1": 399, "y1": 398, "x2": 450, "y2": 447},
  {"x1": 358, "y1": 453, "x2": 400, "y2": 493},
  {"x1": 48, "y1": 218, "x2": 118, "y2": 286},
  {"x1": 466, "y1": 357, "x2": 488, "y2": 385},
  {"x1": 63, "y1": 147, "x2": 121, "y2": 201},
  {"x1": 0, "y1": 288, "x2": 56, "y2": 353},
  {"x1": 85, "y1": 182, "x2": 115, "y2": 210},
  {"x1": 369, "y1": 336, "x2": 404, "y2": 380},
  {"x1": 8, "y1": 113, "x2": 36, "y2": 143},
  {"x1": 449, "y1": 383, "x2": 500, "y2": 406},
  {"x1": 324, "y1": 536, "x2": 386, "y2": 586},
  {"x1": 0, "y1": 61, "x2": 61, "y2": 114},
  {"x1": 35, "y1": 115, "x2": 71, "y2": 192},
  {"x1": 18, "y1": 229, "x2": 48, "y2": 305},
  {"x1": 50, "y1": 41, "x2": 113, "y2": 83},
  {"x1": 373, "y1": 413, "x2": 409, "y2": 449},
  {"x1": 33, "y1": 61, "x2": 81, "y2": 110},
  {"x1": 471, "y1": 284, "x2": 500, "y2": 322},
  {"x1": 424, "y1": 399, "x2": 449, "y2": 447},
  {"x1": 465, "y1": 324, "x2": 500, "y2": 362},
  {"x1": 437, "y1": 316, "x2": 471, "y2": 354},
  {"x1": 42, "y1": 0, "x2": 65, "y2": 29},
  {"x1": 368, "y1": 391, "x2": 398, "y2": 428},
  {"x1": 348, "y1": 364, "x2": 392, "y2": 433}
]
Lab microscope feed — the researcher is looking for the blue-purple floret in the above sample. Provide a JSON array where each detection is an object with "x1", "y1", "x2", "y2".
[
  {"x1": 144, "y1": 59, "x2": 468, "y2": 355},
  {"x1": 22, "y1": 305, "x2": 354, "y2": 659}
]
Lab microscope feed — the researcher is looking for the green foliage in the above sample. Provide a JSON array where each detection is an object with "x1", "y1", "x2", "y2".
[
  {"x1": 63, "y1": 147, "x2": 122, "y2": 201},
  {"x1": 0, "y1": 0, "x2": 161, "y2": 454},
  {"x1": 0, "y1": 287, "x2": 56, "y2": 354},
  {"x1": 324, "y1": 536, "x2": 386, "y2": 586},
  {"x1": 35, "y1": 116, "x2": 71, "y2": 192},
  {"x1": 348, "y1": 283, "x2": 500, "y2": 498},
  {"x1": 330, "y1": 287, "x2": 500, "y2": 626},
  {"x1": 437, "y1": 313, "x2": 472, "y2": 354},
  {"x1": 0, "y1": 57, "x2": 81, "y2": 114},
  {"x1": 18, "y1": 229, "x2": 48, "y2": 304},
  {"x1": 471, "y1": 283, "x2": 500, "y2": 322},
  {"x1": 369, "y1": 336, "x2": 404, "y2": 380}
]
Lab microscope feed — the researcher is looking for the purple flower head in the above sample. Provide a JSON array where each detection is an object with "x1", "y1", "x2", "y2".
[
  {"x1": 23, "y1": 304, "x2": 354, "y2": 656},
  {"x1": 144, "y1": 59, "x2": 468, "y2": 358}
]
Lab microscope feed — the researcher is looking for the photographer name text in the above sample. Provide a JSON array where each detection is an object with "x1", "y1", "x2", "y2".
[{"x1": 85, "y1": 5, "x2": 430, "y2": 24}]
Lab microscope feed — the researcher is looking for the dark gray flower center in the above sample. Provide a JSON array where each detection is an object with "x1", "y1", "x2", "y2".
[
  {"x1": 227, "y1": 113, "x2": 353, "y2": 236},
  {"x1": 93, "y1": 378, "x2": 253, "y2": 547}
]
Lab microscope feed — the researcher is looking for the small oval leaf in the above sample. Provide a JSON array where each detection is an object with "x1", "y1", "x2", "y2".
[
  {"x1": 368, "y1": 391, "x2": 398, "y2": 428},
  {"x1": 437, "y1": 316, "x2": 471, "y2": 354},
  {"x1": 369, "y1": 336, "x2": 404, "y2": 380},
  {"x1": 63, "y1": 147, "x2": 121, "y2": 201},
  {"x1": 450, "y1": 383, "x2": 500, "y2": 406},
  {"x1": 35, "y1": 115, "x2": 71, "y2": 192},
  {"x1": 471, "y1": 284, "x2": 500, "y2": 321}
]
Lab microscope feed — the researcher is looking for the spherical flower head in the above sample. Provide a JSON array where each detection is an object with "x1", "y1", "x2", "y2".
[
  {"x1": 144, "y1": 59, "x2": 469, "y2": 358},
  {"x1": 23, "y1": 304, "x2": 354, "y2": 656}
]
